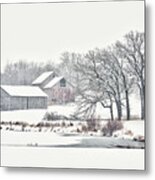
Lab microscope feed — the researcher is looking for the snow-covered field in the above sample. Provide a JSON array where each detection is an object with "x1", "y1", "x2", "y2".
[
  {"x1": 1, "y1": 101, "x2": 145, "y2": 147},
  {"x1": 1, "y1": 103, "x2": 144, "y2": 137},
  {"x1": 1, "y1": 109, "x2": 47, "y2": 124},
  {"x1": 1, "y1": 102, "x2": 145, "y2": 170},
  {"x1": 1, "y1": 103, "x2": 77, "y2": 124},
  {"x1": 1, "y1": 107, "x2": 145, "y2": 149},
  {"x1": 48, "y1": 103, "x2": 76, "y2": 118}
]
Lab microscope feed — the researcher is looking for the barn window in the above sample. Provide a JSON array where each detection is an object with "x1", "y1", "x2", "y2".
[{"x1": 60, "y1": 78, "x2": 66, "y2": 87}]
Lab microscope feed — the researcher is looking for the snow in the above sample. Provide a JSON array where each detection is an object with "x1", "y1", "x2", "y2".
[
  {"x1": 123, "y1": 120, "x2": 144, "y2": 136},
  {"x1": 1, "y1": 109, "x2": 47, "y2": 124},
  {"x1": 1, "y1": 108, "x2": 144, "y2": 142},
  {"x1": 1, "y1": 102, "x2": 144, "y2": 147},
  {"x1": 1, "y1": 130, "x2": 144, "y2": 150},
  {"x1": 1, "y1": 104, "x2": 76, "y2": 124},
  {"x1": 1, "y1": 131, "x2": 80, "y2": 146},
  {"x1": 1, "y1": 85, "x2": 47, "y2": 97},
  {"x1": 94, "y1": 94, "x2": 141, "y2": 119},
  {"x1": 48, "y1": 103, "x2": 76, "y2": 117},
  {"x1": 1, "y1": 106, "x2": 145, "y2": 169},
  {"x1": 44, "y1": 76, "x2": 64, "y2": 89},
  {"x1": 1, "y1": 103, "x2": 144, "y2": 137},
  {"x1": 112, "y1": 120, "x2": 144, "y2": 140},
  {"x1": 32, "y1": 71, "x2": 54, "y2": 85}
]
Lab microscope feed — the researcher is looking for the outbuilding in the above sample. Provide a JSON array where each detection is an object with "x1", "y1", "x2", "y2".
[
  {"x1": 32, "y1": 71, "x2": 75, "y2": 104},
  {"x1": 0, "y1": 85, "x2": 48, "y2": 111}
]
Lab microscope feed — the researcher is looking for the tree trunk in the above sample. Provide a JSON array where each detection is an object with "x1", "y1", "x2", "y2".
[
  {"x1": 115, "y1": 77, "x2": 122, "y2": 120},
  {"x1": 122, "y1": 74, "x2": 130, "y2": 120},
  {"x1": 110, "y1": 104, "x2": 114, "y2": 121},
  {"x1": 140, "y1": 85, "x2": 145, "y2": 120},
  {"x1": 115, "y1": 100, "x2": 122, "y2": 120},
  {"x1": 125, "y1": 89, "x2": 130, "y2": 120}
]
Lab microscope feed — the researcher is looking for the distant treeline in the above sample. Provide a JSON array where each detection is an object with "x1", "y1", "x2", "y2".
[{"x1": 1, "y1": 61, "x2": 57, "y2": 85}]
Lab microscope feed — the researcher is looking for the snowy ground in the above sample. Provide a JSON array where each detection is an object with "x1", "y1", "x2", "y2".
[
  {"x1": 1, "y1": 130, "x2": 144, "y2": 148},
  {"x1": 1, "y1": 102, "x2": 145, "y2": 169},
  {"x1": 48, "y1": 103, "x2": 76, "y2": 118},
  {"x1": 1, "y1": 109, "x2": 47, "y2": 124},
  {"x1": 1, "y1": 108, "x2": 145, "y2": 149},
  {"x1": 1, "y1": 101, "x2": 145, "y2": 148},
  {"x1": 1, "y1": 103, "x2": 144, "y2": 137}
]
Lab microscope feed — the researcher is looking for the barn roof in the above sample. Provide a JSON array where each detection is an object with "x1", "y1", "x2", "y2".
[
  {"x1": 32, "y1": 71, "x2": 54, "y2": 85},
  {"x1": 1, "y1": 85, "x2": 47, "y2": 97},
  {"x1": 44, "y1": 76, "x2": 64, "y2": 89}
]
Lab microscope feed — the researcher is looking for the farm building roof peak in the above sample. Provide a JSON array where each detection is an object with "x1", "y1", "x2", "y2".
[
  {"x1": 32, "y1": 71, "x2": 54, "y2": 85},
  {"x1": 44, "y1": 76, "x2": 64, "y2": 89}
]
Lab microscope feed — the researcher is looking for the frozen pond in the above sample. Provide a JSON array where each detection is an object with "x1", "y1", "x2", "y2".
[{"x1": 1, "y1": 131, "x2": 144, "y2": 149}]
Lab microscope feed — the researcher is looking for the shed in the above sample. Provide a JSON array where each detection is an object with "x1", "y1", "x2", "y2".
[{"x1": 0, "y1": 85, "x2": 48, "y2": 111}]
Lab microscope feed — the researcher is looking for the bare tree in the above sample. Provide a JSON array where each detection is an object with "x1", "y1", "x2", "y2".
[
  {"x1": 95, "y1": 48, "x2": 124, "y2": 120},
  {"x1": 74, "y1": 45, "x2": 136, "y2": 120},
  {"x1": 74, "y1": 50, "x2": 115, "y2": 120},
  {"x1": 116, "y1": 31, "x2": 145, "y2": 119},
  {"x1": 106, "y1": 46, "x2": 134, "y2": 120}
]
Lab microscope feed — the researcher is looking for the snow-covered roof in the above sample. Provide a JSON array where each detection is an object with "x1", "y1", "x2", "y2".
[
  {"x1": 44, "y1": 76, "x2": 64, "y2": 89},
  {"x1": 1, "y1": 85, "x2": 47, "y2": 97},
  {"x1": 32, "y1": 71, "x2": 54, "y2": 85}
]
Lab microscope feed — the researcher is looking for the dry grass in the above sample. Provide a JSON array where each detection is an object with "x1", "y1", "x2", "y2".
[{"x1": 102, "y1": 120, "x2": 124, "y2": 136}]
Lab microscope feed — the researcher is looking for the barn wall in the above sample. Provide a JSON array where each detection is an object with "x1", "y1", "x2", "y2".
[
  {"x1": 10, "y1": 97, "x2": 27, "y2": 110},
  {"x1": 0, "y1": 88, "x2": 11, "y2": 110},
  {"x1": 28, "y1": 97, "x2": 47, "y2": 109},
  {"x1": 9, "y1": 97, "x2": 47, "y2": 110},
  {"x1": 1, "y1": 87, "x2": 47, "y2": 110},
  {"x1": 0, "y1": 89, "x2": 28, "y2": 111},
  {"x1": 44, "y1": 81, "x2": 75, "y2": 104}
]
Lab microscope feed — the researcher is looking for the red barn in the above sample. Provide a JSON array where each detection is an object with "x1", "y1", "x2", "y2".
[{"x1": 32, "y1": 71, "x2": 74, "y2": 104}]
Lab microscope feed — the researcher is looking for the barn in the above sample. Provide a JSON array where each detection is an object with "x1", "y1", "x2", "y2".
[
  {"x1": 43, "y1": 76, "x2": 74, "y2": 104},
  {"x1": 32, "y1": 71, "x2": 75, "y2": 104},
  {"x1": 0, "y1": 85, "x2": 48, "y2": 111}
]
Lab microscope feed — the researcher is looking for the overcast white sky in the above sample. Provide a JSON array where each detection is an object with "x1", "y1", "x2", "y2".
[{"x1": 1, "y1": 0, "x2": 144, "y2": 72}]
